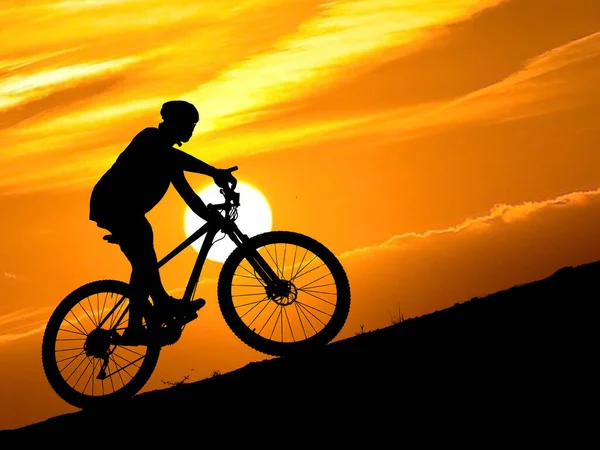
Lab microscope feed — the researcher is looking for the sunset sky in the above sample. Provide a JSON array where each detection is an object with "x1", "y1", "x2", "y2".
[{"x1": 1, "y1": 0, "x2": 600, "y2": 430}]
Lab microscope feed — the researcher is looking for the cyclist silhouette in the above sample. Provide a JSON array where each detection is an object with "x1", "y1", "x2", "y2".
[{"x1": 89, "y1": 100, "x2": 236, "y2": 343}]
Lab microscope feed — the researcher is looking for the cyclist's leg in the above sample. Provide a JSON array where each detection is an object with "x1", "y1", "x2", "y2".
[
  {"x1": 113, "y1": 216, "x2": 170, "y2": 306},
  {"x1": 126, "y1": 269, "x2": 148, "y2": 329},
  {"x1": 109, "y1": 217, "x2": 205, "y2": 324}
]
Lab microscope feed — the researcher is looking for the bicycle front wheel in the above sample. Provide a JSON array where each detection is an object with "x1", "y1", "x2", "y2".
[
  {"x1": 41, "y1": 280, "x2": 161, "y2": 409},
  {"x1": 218, "y1": 231, "x2": 351, "y2": 357}
]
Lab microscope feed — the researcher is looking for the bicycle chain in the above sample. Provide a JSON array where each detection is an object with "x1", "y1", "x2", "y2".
[{"x1": 156, "y1": 314, "x2": 199, "y2": 346}]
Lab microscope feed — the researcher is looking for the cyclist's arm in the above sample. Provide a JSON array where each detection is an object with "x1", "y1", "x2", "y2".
[
  {"x1": 171, "y1": 170, "x2": 212, "y2": 220},
  {"x1": 171, "y1": 148, "x2": 219, "y2": 177},
  {"x1": 171, "y1": 148, "x2": 238, "y2": 191}
]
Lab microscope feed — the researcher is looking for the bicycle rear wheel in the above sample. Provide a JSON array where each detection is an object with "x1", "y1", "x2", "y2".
[
  {"x1": 41, "y1": 280, "x2": 161, "y2": 409},
  {"x1": 218, "y1": 231, "x2": 351, "y2": 357}
]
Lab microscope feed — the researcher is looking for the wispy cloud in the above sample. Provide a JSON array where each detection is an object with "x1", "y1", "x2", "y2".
[
  {"x1": 0, "y1": 324, "x2": 47, "y2": 344},
  {"x1": 0, "y1": 307, "x2": 52, "y2": 344},
  {"x1": 0, "y1": 307, "x2": 50, "y2": 327},
  {"x1": 360, "y1": 31, "x2": 600, "y2": 139},
  {"x1": 0, "y1": 0, "x2": 507, "y2": 193},
  {"x1": 0, "y1": 56, "x2": 140, "y2": 110},
  {"x1": 181, "y1": 0, "x2": 507, "y2": 133},
  {"x1": 340, "y1": 188, "x2": 600, "y2": 259},
  {"x1": 432, "y1": 31, "x2": 600, "y2": 123}
]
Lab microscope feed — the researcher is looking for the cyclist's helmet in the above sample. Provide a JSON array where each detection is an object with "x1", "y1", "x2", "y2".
[{"x1": 160, "y1": 100, "x2": 199, "y2": 124}]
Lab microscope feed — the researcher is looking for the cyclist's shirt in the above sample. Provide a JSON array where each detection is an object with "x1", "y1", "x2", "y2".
[{"x1": 90, "y1": 127, "x2": 176, "y2": 226}]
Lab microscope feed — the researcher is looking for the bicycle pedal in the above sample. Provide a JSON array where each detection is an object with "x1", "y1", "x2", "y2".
[
  {"x1": 190, "y1": 298, "x2": 206, "y2": 311},
  {"x1": 180, "y1": 311, "x2": 198, "y2": 325},
  {"x1": 162, "y1": 311, "x2": 198, "y2": 327}
]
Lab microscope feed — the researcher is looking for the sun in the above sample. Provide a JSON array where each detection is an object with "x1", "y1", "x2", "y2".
[{"x1": 183, "y1": 181, "x2": 273, "y2": 263}]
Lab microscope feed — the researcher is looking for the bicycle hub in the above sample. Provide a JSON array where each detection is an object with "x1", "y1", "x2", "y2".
[
  {"x1": 84, "y1": 328, "x2": 113, "y2": 358},
  {"x1": 268, "y1": 280, "x2": 298, "y2": 306}
]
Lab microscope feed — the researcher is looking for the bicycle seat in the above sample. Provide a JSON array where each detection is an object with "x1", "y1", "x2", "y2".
[{"x1": 103, "y1": 234, "x2": 119, "y2": 244}]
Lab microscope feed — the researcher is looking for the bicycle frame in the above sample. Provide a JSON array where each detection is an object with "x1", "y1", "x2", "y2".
[
  {"x1": 98, "y1": 171, "x2": 284, "y2": 332},
  {"x1": 156, "y1": 197, "x2": 283, "y2": 305},
  {"x1": 157, "y1": 214, "x2": 223, "y2": 302}
]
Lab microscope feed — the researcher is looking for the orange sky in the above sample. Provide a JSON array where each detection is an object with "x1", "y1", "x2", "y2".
[{"x1": 1, "y1": 0, "x2": 600, "y2": 430}]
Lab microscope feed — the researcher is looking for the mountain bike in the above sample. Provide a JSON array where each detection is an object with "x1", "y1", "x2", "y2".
[{"x1": 41, "y1": 167, "x2": 351, "y2": 409}]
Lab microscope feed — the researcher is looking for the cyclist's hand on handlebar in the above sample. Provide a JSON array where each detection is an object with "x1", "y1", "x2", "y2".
[{"x1": 212, "y1": 166, "x2": 237, "y2": 191}]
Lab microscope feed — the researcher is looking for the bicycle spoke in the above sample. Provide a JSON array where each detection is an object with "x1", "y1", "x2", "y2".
[
  {"x1": 109, "y1": 295, "x2": 128, "y2": 330},
  {"x1": 85, "y1": 296, "x2": 98, "y2": 327},
  {"x1": 299, "y1": 280, "x2": 337, "y2": 291},
  {"x1": 66, "y1": 312, "x2": 88, "y2": 336},
  {"x1": 259, "y1": 302, "x2": 280, "y2": 336},
  {"x1": 237, "y1": 264, "x2": 260, "y2": 279},
  {"x1": 231, "y1": 282, "x2": 266, "y2": 288},
  {"x1": 268, "y1": 305, "x2": 283, "y2": 341},
  {"x1": 233, "y1": 296, "x2": 270, "y2": 310},
  {"x1": 113, "y1": 350, "x2": 144, "y2": 368},
  {"x1": 68, "y1": 355, "x2": 93, "y2": 389},
  {"x1": 295, "y1": 303, "x2": 320, "y2": 334},
  {"x1": 300, "y1": 288, "x2": 337, "y2": 297},
  {"x1": 99, "y1": 292, "x2": 113, "y2": 325},
  {"x1": 55, "y1": 346, "x2": 87, "y2": 353},
  {"x1": 295, "y1": 303, "x2": 309, "y2": 339},
  {"x1": 265, "y1": 245, "x2": 285, "y2": 278},
  {"x1": 109, "y1": 352, "x2": 144, "y2": 379},
  {"x1": 233, "y1": 293, "x2": 269, "y2": 301},
  {"x1": 282, "y1": 244, "x2": 288, "y2": 280},
  {"x1": 298, "y1": 288, "x2": 337, "y2": 307},
  {"x1": 290, "y1": 245, "x2": 298, "y2": 282},
  {"x1": 290, "y1": 248, "x2": 310, "y2": 280},
  {"x1": 109, "y1": 355, "x2": 127, "y2": 388},
  {"x1": 233, "y1": 272, "x2": 260, "y2": 281},
  {"x1": 274, "y1": 244, "x2": 281, "y2": 279},
  {"x1": 295, "y1": 302, "x2": 329, "y2": 325},
  {"x1": 97, "y1": 293, "x2": 103, "y2": 326},
  {"x1": 300, "y1": 288, "x2": 337, "y2": 301},
  {"x1": 108, "y1": 295, "x2": 117, "y2": 329},
  {"x1": 297, "y1": 271, "x2": 331, "y2": 289},
  {"x1": 58, "y1": 327, "x2": 86, "y2": 337},
  {"x1": 57, "y1": 349, "x2": 85, "y2": 366},
  {"x1": 283, "y1": 307, "x2": 295, "y2": 342},
  {"x1": 242, "y1": 297, "x2": 272, "y2": 327},
  {"x1": 116, "y1": 344, "x2": 147, "y2": 359},
  {"x1": 87, "y1": 358, "x2": 96, "y2": 396},
  {"x1": 293, "y1": 262, "x2": 327, "y2": 283},
  {"x1": 292, "y1": 254, "x2": 319, "y2": 281},
  {"x1": 264, "y1": 245, "x2": 285, "y2": 279}
]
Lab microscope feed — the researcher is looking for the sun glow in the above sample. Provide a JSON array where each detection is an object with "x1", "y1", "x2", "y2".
[{"x1": 183, "y1": 181, "x2": 273, "y2": 263}]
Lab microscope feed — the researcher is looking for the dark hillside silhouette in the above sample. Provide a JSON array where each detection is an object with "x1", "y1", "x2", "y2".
[{"x1": 4, "y1": 260, "x2": 596, "y2": 442}]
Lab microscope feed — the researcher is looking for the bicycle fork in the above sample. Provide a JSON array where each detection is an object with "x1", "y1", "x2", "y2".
[{"x1": 226, "y1": 225, "x2": 288, "y2": 300}]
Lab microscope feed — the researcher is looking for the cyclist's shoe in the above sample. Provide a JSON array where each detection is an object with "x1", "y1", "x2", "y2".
[
  {"x1": 154, "y1": 296, "x2": 206, "y2": 324},
  {"x1": 117, "y1": 325, "x2": 148, "y2": 346}
]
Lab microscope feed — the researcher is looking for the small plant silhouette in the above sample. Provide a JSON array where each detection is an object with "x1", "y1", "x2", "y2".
[
  {"x1": 389, "y1": 305, "x2": 405, "y2": 325},
  {"x1": 161, "y1": 369, "x2": 194, "y2": 386},
  {"x1": 355, "y1": 324, "x2": 366, "y2": 336}
]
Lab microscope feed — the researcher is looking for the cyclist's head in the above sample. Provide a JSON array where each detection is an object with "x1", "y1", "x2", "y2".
[{"x1": 159, "y1": 100, "x2": 199, "y2": 145}]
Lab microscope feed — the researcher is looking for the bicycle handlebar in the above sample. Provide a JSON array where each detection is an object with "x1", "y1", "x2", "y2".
[{"x1": 207, "y1": 165, "x2": 240, "y2": 212}]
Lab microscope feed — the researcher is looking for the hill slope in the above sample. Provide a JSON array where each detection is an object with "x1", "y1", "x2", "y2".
[{"x1": 3, "y1": 260, "x2": 597, "y2": 442}]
